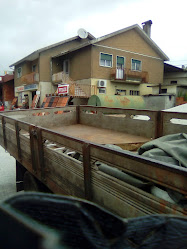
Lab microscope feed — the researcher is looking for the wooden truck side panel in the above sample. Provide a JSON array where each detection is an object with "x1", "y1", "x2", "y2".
[{"x1": 0, "y1": 106, "x2": 187, "y2": 218}]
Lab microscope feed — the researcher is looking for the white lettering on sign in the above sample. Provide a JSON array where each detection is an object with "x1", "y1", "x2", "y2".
[
  {"x1": 16, "y1": 86, "x2": 24, "y2": 92},
  {"x1": 58, "y1": 84, "x2": 69, "y2": 95}
]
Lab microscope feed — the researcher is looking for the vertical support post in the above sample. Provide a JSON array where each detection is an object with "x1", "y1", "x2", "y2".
[
  {"x1": 15, "y1": 121, "x2": 22, "y2": 162},
  {"x1": 82, "y1": 143, "x2": 92, "y2": 201},
  {"x1": 29, "y1": 125, "x2": 37, "y2": 174},
  {"x1": 155, "y1": 111, "x2": 163, "y2": 138},
  {"x1": 2, "y1": 117, "x2": 7, "y2": 150},
  {"x1": 37, "y1": 128, "x2": 46, "y2": 182},
  {"x1": 76, "y1": 105, "x2": 80, "y2": 124}
]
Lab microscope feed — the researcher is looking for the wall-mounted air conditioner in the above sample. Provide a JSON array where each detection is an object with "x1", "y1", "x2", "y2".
[{"x1": 98, "y1": 79, "x2": 107, "y2": 88}]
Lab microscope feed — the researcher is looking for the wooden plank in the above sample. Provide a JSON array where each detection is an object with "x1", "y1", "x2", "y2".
[
  {"x1": 90, "y1": 144, "x2": 187, "y2": 195},
  {"x1": 91, "y1": 169, "x2": 186, "y2": 217},
  {"x1": 44, "y1": 148, "x2": 85, "y2": 197},
  {"x1": 42, "y1": 129, "x2": 84, "y2": 153}
]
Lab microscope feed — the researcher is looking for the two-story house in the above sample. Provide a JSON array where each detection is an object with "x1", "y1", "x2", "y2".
[
  {"x1": 10, "y1": 21, "x2": 169, "y2": 107},
  {"x1": 51, "y1": 21, "x2": 169, "y2": 102},
  {"x1": 10, "y1": 33, "x2": 95, "y2": 107}
]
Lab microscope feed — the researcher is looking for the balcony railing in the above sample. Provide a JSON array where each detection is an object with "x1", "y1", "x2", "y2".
[
  {"x1": 52, "y1": 71, "x2": 70, "y2": 83},
  {"x1": 110, "y1": 68, "x2": 149, "y2": 83},
  {"x1": 21, "y1": 72, "x2": 39, "y2": 84},
  {"x1": 52, "y1": 71, "x2": 96, "y2": 98},
  {"x1": 69, "y1": 83, "x2": 97, "y2": 98}
]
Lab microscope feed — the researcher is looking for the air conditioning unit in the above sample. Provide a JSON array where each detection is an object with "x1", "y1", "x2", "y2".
[{"x1": 98, "y1": 80, "x2": 107, "y2": 88}]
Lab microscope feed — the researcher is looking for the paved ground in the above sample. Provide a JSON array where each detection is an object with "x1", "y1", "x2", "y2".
[{"x1": 0, "y1": 145, "x2": 16, "y2": 202}]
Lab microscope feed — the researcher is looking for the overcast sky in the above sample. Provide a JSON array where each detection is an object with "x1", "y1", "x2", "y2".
[{"x1": 0, "y1": 0, "x2": 187, "y2": 75}]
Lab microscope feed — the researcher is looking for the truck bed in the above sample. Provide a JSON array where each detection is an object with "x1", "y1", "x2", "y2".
[
  {"x1": 0, "y1": 105, "x2": 187, "y2": 218},
  {"x1": 53, "y1": 124, "x2": 150, "y2": 150}
]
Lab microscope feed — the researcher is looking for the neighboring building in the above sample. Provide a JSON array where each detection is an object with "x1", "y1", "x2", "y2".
[
  {"x1": 152, "y1": 63, "x2": 187, "y2": 95},
  {"x1": 162, "y1": 63, "x2": 187, "y2": 96},
  {"x1": 0, "y1": 72, "x2": 15, "y2": 108},
  {"x1": 10, "y1": 34, "x2": 95, "y2": 107},
  {"x1": 51, "y1": 21, "x2": 169, "y2": 101},
  {"x1": 10, "y1": 21, "x2": 169, "y2": 107}
]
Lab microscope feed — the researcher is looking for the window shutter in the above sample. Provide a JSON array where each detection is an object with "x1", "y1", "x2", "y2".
[
  {"x1": 101, "y1": 53, "x2": 112, "y2": 61},
  {"x1": 117, "y1": 57, "x2": 124, "y2": 65}
]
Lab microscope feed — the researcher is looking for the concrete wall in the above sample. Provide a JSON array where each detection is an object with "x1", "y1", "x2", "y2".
[
  {"x1": 164, "y1": 72, "x2": 187, "y2": 86},
  {"x1": 143, "y1": 95, "x2": 175, "y2": 110},
  {"x1": 39, "y1": 81, "x2": 56, "y2": 104}
]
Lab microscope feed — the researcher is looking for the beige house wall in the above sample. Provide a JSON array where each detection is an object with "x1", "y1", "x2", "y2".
[
  {"x1": 91, "y1": 31, "x2": 164, "y2": 85},
  {"x1": 39, "y1": 38, "x2": 91, "y2": 82},
  {"x1": 69, "y1": 47, "x2": 92, "y2": 80},
  {"x1": 90, "y1": 78, "x2": 149, "y2": 96}
]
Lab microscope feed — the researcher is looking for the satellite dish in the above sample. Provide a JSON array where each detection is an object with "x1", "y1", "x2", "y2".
[{"x1": 78, "y1": 28, "x2": 88, "y2": 39}]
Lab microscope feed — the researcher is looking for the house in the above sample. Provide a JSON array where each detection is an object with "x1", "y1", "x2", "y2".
[
  {"x1": 149, "y1": 63, "x2": 187, "y2": 105},
  {"x1": 0, "y1": 72, "x2": 15, "y2": 109},
  {"x1": 163, "y1": 63, "x2": 187, "y2": 96},
  {"x1": 10, "y1": 33, "x2": 95, "y2": 108},
  {"x1": 10, "y1": 21, "x2": 169, "y2": 107},
  {"x1": 51, "y1": 20, "x2": 169, "y2": 103}
]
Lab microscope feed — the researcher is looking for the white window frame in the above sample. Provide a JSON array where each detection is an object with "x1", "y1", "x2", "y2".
[
  {"x1": 100, "y1": 52, "x2": 113, "y2": 68},
  {"x1": 116, "y1": 89, "x2": 126, "y2": 95},
  {"x1": 130, "y1": 90, "x2": 140, "y2": 96},
  {"x1": 131, "y1": 59, "x2": 142, "y2": 71},
  {"x1": 98, "y1": 88, "x2": 106, "y2": 94},
  {"x1": 17, "y1": 67, "x2": 22, "y2": 78}
]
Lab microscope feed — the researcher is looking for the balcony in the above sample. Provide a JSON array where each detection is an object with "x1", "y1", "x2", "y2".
[
  {"x1": 110, "y1": 68, "x2": 149, "y2": 84},
  {"x1": 52, "y1": 71, "x2": 96, "y2": 98},
  {"x1": 52, "y1": 71, "x2": 69, "y2": 84},
  {"x1": 21, "y1": 72, "x2": 39, "y2": 84}
]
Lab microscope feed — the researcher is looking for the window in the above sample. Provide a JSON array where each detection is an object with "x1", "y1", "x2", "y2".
[
  {"x1": 99, "y1": 88, "x2": 106, "y2": 94},
  {"x1": 116, "y1": 89, "x2": 126, "y2": 96},
  {"x1": 171, "y1": 80, "x2": 177, "y2": 84},
  {"x1": 131, "y1": 59, "x2": 141, "y2": 71},
  {"x1": 17, "y1": 67, "x2": 22, "y2": 78},
  {"x1": 116, "y1": 56, "x2": 125, "y2": 79},
  {"x1": 161, "y1": 89, "x2": 167, "y2": 93},
  {"x1": 32, "y1": 65, "x2": 36, "y2": 72},
  {"x1": 130, "y1": 90, "x2": 140, "y2": 96},
  {"x1": 100, "y1": 53, "x2": 112, "y2": 67},
  {"x1": 62, "y1": 60, "x2": 69, "y2": 73}
]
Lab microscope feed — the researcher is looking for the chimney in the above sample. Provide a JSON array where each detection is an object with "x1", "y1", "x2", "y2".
[{"x1": 142, "y1": 20, "x2": 152, "y2": 37}]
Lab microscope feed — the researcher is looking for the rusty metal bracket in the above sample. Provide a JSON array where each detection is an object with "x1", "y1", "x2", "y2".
[
  {"x1": 15, "y1": 121, "x2": 22, "y2": 162},
  {"x1": 82, "y1": 143, "x2": 92, "y2": 201},
  {"x1": 37, "y1": 128, "x2": 46, "y2": 182},
  {"x1": 2, "y1": 117, "x2": 7, "y2": 150}
]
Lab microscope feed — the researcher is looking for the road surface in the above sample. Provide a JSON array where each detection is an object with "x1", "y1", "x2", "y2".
[{"x1": 0, "y1": 145, "x2": 16, "y2": 202}]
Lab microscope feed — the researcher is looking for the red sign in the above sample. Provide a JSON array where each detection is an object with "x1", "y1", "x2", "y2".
[{"x1": 58, "y1": 84, "x2": 69, "y2": 95}]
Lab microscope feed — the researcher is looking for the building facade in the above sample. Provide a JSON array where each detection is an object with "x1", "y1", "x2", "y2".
[{"x1": 10, "y1": 22, "x2": 169, "y2": 107}]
